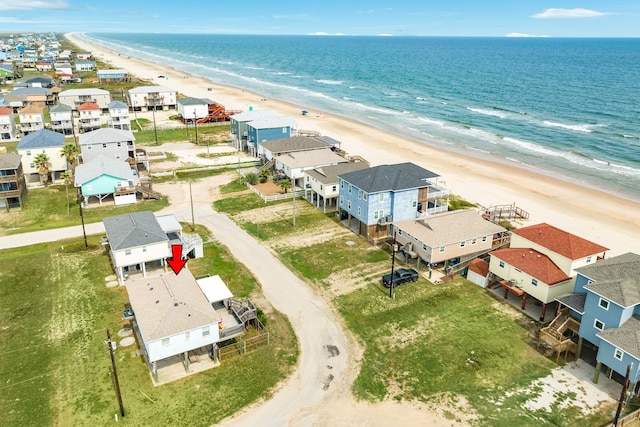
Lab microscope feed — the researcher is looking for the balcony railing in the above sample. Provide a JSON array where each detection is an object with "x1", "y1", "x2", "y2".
[{"x1": 427, "y1": 187, "x2": 450, "y2": 199}]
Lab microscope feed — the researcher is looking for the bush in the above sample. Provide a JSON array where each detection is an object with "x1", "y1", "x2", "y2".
[{"x1": 245, "y1": 172, "x2": 258, "y2": 185}]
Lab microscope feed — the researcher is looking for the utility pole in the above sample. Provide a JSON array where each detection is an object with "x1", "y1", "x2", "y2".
[
  {"x1": 614, "y1": 364, "x2": 632, "y2": 426},
  {"x1": 151, "y1": 107, "x2": 158, "y2": 145},
  {"x1": 77, "y1": 188, "x2": 87, "y2": 248},
  {"x1": 292, "y1": 185, "x2": 296, "y2": 227},
  {"x1": 193, "y1": 109, "x2": 199, "y2": 146},
  {"x1": 106, "y1": 328, "x2": 125, "y2": 417},
  {"x1": 189, "y1": 180, "x2": 195, "y2": 231},
  {"x1": 389, "y1": 231, "x2": 397, "y2": 299}
]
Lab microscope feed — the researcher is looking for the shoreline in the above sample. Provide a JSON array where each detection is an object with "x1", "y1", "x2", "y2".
[{"x1": 66, "y1": 32, "x2": 640, "y2": 256}]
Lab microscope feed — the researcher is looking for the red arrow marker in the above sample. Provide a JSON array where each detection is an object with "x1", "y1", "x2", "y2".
[{"x1": 167, "y1": 244, "x2": 187, "y2": 275}]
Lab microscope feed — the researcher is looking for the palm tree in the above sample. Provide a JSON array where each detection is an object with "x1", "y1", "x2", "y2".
[
  {"x1": 60, "y1": 143, "x2": 79, "y2": 174},
  {"x1": 60, "y1": 171, "x2": 73, "y2": 215},
  {"x1": 279, "y1": 178, "x2": 291, "y2": 194},
  {"x1": 33, "y1": 153, "x2": 51, "y2": 186}
]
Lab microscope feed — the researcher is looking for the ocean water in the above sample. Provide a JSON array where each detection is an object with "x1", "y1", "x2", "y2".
[{"x1": 83, "y1": 34, "x2": 640, "y2": 201}]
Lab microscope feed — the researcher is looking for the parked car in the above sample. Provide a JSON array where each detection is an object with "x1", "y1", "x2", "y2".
[{"x1": 382, "y1": 268, "x2": 419, "y2": 288}]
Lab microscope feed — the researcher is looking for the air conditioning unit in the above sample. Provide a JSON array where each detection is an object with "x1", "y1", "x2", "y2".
[{"x1": 386, "y1": 215, "x2": 393, "y2": 223}]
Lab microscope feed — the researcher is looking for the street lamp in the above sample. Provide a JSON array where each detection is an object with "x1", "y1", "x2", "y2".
[{"x1": 389, "y1": 231, "x2": 398, "y2": 299}]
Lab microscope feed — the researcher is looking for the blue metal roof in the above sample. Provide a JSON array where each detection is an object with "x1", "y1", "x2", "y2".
[{"x1": 17, "y1": 129, "x2": 65, "y2": 149}]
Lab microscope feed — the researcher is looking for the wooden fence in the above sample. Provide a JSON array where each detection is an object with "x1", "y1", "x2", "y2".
[
  {"x1": 247, "y1": 184, "x2": 305, "y2": 203},
  {"x1": 217, "y1": 331, "x2": 270, "y2": 362}
]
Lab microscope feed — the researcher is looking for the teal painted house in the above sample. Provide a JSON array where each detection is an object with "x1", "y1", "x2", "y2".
[{"x1": 75, "y1": 155, "x2": 139, "y2": 206}]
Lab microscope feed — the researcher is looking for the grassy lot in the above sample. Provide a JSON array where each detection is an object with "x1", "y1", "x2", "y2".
[
  {"x1": 215, "y1": 193, "x2": 616, "y2": 426},
  {"x1": 0, "y1": 184, "x2": 168, "y2": 235},
  {"x1": 134, "y1": 124, "x2": 231, "y2": 146},
  {"x1": 0, "y1": 234, "x2": 297, "y2": 426}
]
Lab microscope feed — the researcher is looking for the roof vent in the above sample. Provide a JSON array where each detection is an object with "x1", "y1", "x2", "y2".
[
  {"x1": 155, "y1": 300, "x2": 159, "y2": 304},
  {"x1": 522, "y1": 254, "x2": 525, "y2": 258},
  {"x1": 174, "y1": 302, "x2": 178, "y2": 307}
]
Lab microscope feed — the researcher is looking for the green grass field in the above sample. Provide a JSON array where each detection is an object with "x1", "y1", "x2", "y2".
[
  {"x1": 0, "y1": 235, "x2": 296, "y2": 426},
  {"x1": 0, "y1": 184, "x2": 168, "y2": 236}
]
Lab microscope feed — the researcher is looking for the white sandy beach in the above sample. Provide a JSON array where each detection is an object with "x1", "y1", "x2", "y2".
[{"x1": 65, "y1": 33, "x2": 640, "y2": 257}]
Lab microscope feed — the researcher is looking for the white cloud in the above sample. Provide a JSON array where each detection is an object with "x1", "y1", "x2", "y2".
[
  {"x1": 0, "y1": 1, "x2": 69, "y2": 11},
  {"x1": 531, "y1": 8, "x2": 609, "y2": 19},
  {"x1": 505, "y1": 33, "x2": 550, "y2": 38}
]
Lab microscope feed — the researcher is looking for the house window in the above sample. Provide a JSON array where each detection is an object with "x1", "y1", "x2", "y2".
[
  {"x1": 124, "y1": 249, "x2": 131, "y2": 255},
  {"x1": 117, "y1": 142, "x2": 121, "y2": 147},
  {"x1": 586, "y1": 256, "x2": 592, "y2": 263},
  {"x1": 340, "y1": 196, "x2": 344, "y2": 206},
  {"x1": 358, "y1": 190, "x2": 362, "y2": 199},
  {"x1": 460, "y1": 241, "x2": 466, "y2": 248},
  {"x1": 319, "y1": 184, "x2": 323, "y2": 190},
  {"x1": 87, "y1": 145, "x2": 92, "y2": 150},
  {"x1": 379, "y1": 193, "x2": 384, "y2": 202},
  {"x1": 282, "y1": 127, "x2": 287, "y2": 133},
  {"x1": 614, "y1": 348, "x2": 624, "y2": 361},
  {"x1": 202, "y1": 326, "x2": 210, "y2": 337},
  {"x1": 472, "y1": 238, "x2": 477, "y2": 245},
  {"x1": 358, "y1": 206, "x2": 362, "y2": 215},
  {"x1": 374, "y1": 210, "x2": 384, "y2": 220},
  {"x1": 514, "y1": 268, "x2": 522, "y2": 273},
  {"x1": 499, "y1": 260, "x2": 505, "y2": 268},
  {"x1": 363, "y1": 193, "x2": 367, "y2": 200},
  {"x1": 142, "y1": 246, "x2": 147, "y2": 252},
  {"x1": 115, "y1": 154, "x2": 121, "y2": 160},
  {"x1": 599, "y1": 298, "x2": 609, "y2": 311},
  {"x1": 439, "y1": 246, "x2": 445, "y2": 253},
  {"x1": 26, "y1": 150, "x2": 31, "y2": 155},
  {"x1": 102, "y1": 143, "x2": 107, "y2": 149},
  {"x1": 162, "y1": 337, "x2": 170, "y2": 347},
  {"x1": 531, "y1": 278, "x2": 538, "y2": 286},
  {"x1": 185, "y1": 331, "x2": 190, "y2": 340},
  {"x1": 332, "y1": 186, "x2": 336, "y2": 191},
  {"x1": 482, "y1": 236, "x2": 488, "y2": 242},
  {"x1": 412, "y1": 200, "x2": 417, "y2": 208},
  {"x1": 348, "y1": 200, "x2": 352, "y2": 209},
  {"x1": 340, "y1": 180, "x2": 344, "y2": 189},
  {"x1": 422, "y1": 244, "x2": 427, "y2": 251},
  {"x1": 594, "y1": 319, "x2": 604, "y2": 331},
  {"x1": 30, "y1": 162, "x2": 34, "y2": 168},
  {"x1": 348, "y1": 184, "x2": 352, "y2": 194}
]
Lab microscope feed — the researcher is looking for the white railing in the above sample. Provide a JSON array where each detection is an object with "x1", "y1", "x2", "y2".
[{"x1": 428, "y1": 188, "x2": 450, "y2": 199}]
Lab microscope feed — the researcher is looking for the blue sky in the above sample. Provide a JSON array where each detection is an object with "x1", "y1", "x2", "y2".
[{"x1": 1, "y1": 1, "x2": 639, "y2": 37}]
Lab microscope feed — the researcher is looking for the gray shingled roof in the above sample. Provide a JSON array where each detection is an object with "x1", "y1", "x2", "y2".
[
  {"x1": 107, "y1": 101, "x2": 128, "y2": 109},
  {"x1": 50, "y1": 103, "x2": 72, "y2": 113},
  {"x1": 306, "y1": 162, "x2": 370, "y2": 184},
  {"x1": 576, "y1": 252, "x2": 640, "y2": 282},
  {"x1": 394, "y1": 209, "x2": 507, "y2": 247},
  {"x1": 247, "y1": 116, "x2": 296, "y2": 129},
  {"x1": 178, "y1": 97, "x2": 212, "y2": 106},
  {"x1": 79, "y1": 128, "x2": 135, "y2": 146},
  {"x1": 74, "y1": 155, "x2": 136, "y2": 186},
  {"x1": 103, "y1": 211, "x2": 168, "y2": 251},
  {"x1": 578, "y1": 253, "x2": 640, "y2": 307},
  {"x1": 17, "y1": 129, "x2": 64, "y2": 149},
  {"x1": 259, "y1": 136, "x2": 331, "y2": 154},
  {"x1": 555, "y1": 293, "x2": 586, "y2": 314},
  {"x1": 230, "y1": 109, "x2": 277, "y2": 123},
  {"x1": 585, "y1": 280, "x2": 640, "y2": 308},
  {"x1": 0, "y1": 153, "x2": 22, "y2": 170},
  {"x1": 597, "y1": 315, "x2": 640, "y2": 360},
  {"x1": 338, "y1": 162, "x2": 439, "y2": 193},
  {"x1": 126, "y1": 269, "x2": 219, "y2": 343}
]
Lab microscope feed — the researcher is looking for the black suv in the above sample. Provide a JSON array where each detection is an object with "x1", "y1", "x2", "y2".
[{"x1": 382, "y1": 268, "x2": 419, "y2": 288}]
